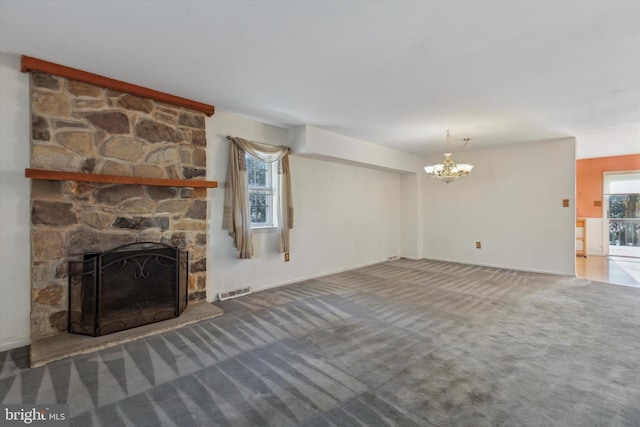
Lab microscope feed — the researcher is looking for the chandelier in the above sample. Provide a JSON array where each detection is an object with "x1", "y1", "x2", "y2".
[{"x1": 424, "y1": 131, "x2": 474, "y2": 183}]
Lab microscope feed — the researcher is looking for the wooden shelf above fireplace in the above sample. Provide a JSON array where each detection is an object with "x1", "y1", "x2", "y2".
[
  {"x1": 21, "y1": 56, "x2": 215, "y2": 116},
  {"x1": 25, "y1": 168, "x2": 218, "y2": 188}
]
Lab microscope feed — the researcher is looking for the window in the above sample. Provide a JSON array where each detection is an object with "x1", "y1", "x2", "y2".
[
  {"x1": 246, "y1": 153, "x2": 278, "y2": 228},
  {"x1": 604, "y1": 172, "x2": 640, "y2": 257}
]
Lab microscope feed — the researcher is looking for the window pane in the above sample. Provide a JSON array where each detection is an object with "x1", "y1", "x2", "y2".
[
  {"x1": 608, "y1": 194, "x2": 640, "y2": 248},
  {"x1": 249, "y1": 194, "x2": 269, "y2": 224},
  {"x1": 246, "y1": 155, "x2": 269, "y2": 188},
  {"x1": 251, "y1": 206, "x2": 267, "y2": 224},
  {"x1": 609, "y1": 195, "x2": 640, "y2": 219},
  {"x1": 248, "y1": 169, "x2": 258, "y2": 186},
  {"x1": 249, "y1": 193, "x2": 268, "y2": 207},
  {"x1": 255, "y1": 170, "x2": 267, "y2": 187}
]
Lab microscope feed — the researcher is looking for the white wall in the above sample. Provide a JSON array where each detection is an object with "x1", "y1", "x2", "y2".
[
  {"x1": 206, "y1": 111, "x2": 402, "y2": 298},
  {"x1": 401, "y1": 172, "x2": 423, "y2": 260},
  {"x1": 422, "y1": 138, "x2": 576, "y2": 275},
  {"x1": 585, "y1": 218, "x2": 604, "y2": 256},
  {"x1": 290, "y1": 125, "x2": 421, "y2": 173},
  {"x1": 0, "y1": 53, "x2": 31, "y2": 351},
  {"x1": 575, "y1": 123, "x2": 640, "y2": 159}
]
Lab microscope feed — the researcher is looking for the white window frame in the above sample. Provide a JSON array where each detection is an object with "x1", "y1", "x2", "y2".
[{"x1": 246, "y1": 153, "x2": 278, "y2": 231}]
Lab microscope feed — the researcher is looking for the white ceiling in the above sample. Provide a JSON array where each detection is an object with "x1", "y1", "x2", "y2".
[{"x1": 1, "y1": 1, "x2": 639, "y2": 156}]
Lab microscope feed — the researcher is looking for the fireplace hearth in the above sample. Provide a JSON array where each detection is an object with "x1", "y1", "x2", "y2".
[{"x1": 68, "y1": 242, "x2": 188, "y2": 336}]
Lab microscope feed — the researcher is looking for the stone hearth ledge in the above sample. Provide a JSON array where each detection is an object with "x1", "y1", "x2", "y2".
[{"x1": 30, "y1": 303, "x2": 224, "y2": 367}]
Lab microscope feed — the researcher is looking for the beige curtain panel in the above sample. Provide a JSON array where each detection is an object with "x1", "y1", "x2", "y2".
[{"x1": 222, "y1": 136, "x2": 293, "y2": 259}]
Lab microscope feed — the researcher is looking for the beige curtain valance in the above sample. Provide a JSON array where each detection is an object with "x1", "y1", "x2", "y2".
[{"x1": 222, "y1": 136, "x2": 293, "y2": 259}]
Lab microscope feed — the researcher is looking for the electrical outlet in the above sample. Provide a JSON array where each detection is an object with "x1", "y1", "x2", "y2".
[
  {"x1": 284, "y1": 252, "x2": 290, "y2": 262},
  {"x1": 476, "y1": 242, "x2": 482, "y2": 249},
  {"x1": 563, "y1": 199, "x2": 570, "y2": 207}
]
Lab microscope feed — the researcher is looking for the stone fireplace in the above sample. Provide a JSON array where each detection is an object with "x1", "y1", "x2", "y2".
[{"x1": 24, "y1": 57, "x2": 216, "y2": 341}]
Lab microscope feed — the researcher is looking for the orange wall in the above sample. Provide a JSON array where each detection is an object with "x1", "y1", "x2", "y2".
[{"x1": 576, "y1": 154, "x2": 640, "y2": 218}]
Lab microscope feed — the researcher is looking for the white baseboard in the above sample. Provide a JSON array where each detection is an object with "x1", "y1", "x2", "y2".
[
  {"x1": 207, "y1": 257, "x2": 390, "y2": 302},
  {"x1": 420, "y1": 256, "x2": 575, "y2": 277},
  {"x1": 586, "y1": 250, "x2": 605, "y2": 257},
  {"x1": 208, "y1": 255, "x2": 571, "y2": 303},
  {"x1": 255, "y1": 258, "x2": 391, "y2": 293}
]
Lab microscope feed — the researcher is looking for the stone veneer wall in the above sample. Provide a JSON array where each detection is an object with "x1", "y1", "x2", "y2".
[{"x1": 29, "y1": 71, "x2": 208, "y2": 339}]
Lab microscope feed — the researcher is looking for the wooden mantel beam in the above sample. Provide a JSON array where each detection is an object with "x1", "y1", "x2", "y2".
[
  {"x1": 25, "y1": 168, "x2": 218, "y2": 189},
  {"x1": 21, "y1": 55, "x2": 215, "y2": 116}
]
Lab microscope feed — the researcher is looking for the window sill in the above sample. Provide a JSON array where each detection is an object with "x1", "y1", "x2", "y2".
[{"x1": 251, "y1": 226, "x2": 277, "y2": 234}]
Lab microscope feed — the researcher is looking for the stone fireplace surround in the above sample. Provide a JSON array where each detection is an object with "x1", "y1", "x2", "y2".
[{"x1": 23, "y1": 56, "x2": 218, "y2": 344}]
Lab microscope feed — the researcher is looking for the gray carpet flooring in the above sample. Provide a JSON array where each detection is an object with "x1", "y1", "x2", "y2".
[{"x1": 1, "y1": 259, "x2": 640, "y2": 426}]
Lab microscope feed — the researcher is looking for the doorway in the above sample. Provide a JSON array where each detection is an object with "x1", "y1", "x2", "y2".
[
  {"x1": 579, "y1": 171, "x2": 640, "y2": 288},
  {"x1": 603, "y1": 172, "x2": 640, "y2": 258}
]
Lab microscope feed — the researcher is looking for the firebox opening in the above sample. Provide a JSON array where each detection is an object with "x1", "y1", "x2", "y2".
[{"x1": 68, "y1": 242, "x2": 188, "y2": 337}]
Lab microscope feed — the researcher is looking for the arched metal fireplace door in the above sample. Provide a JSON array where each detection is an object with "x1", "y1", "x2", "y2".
[{"x1": 68, "y1": 242, "x2": 188, "y2": 336}]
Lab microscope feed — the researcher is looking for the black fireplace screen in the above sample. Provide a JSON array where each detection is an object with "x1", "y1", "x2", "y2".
[{"x1": 68, "y1": 242, "x2": 188, "y2": 336}]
